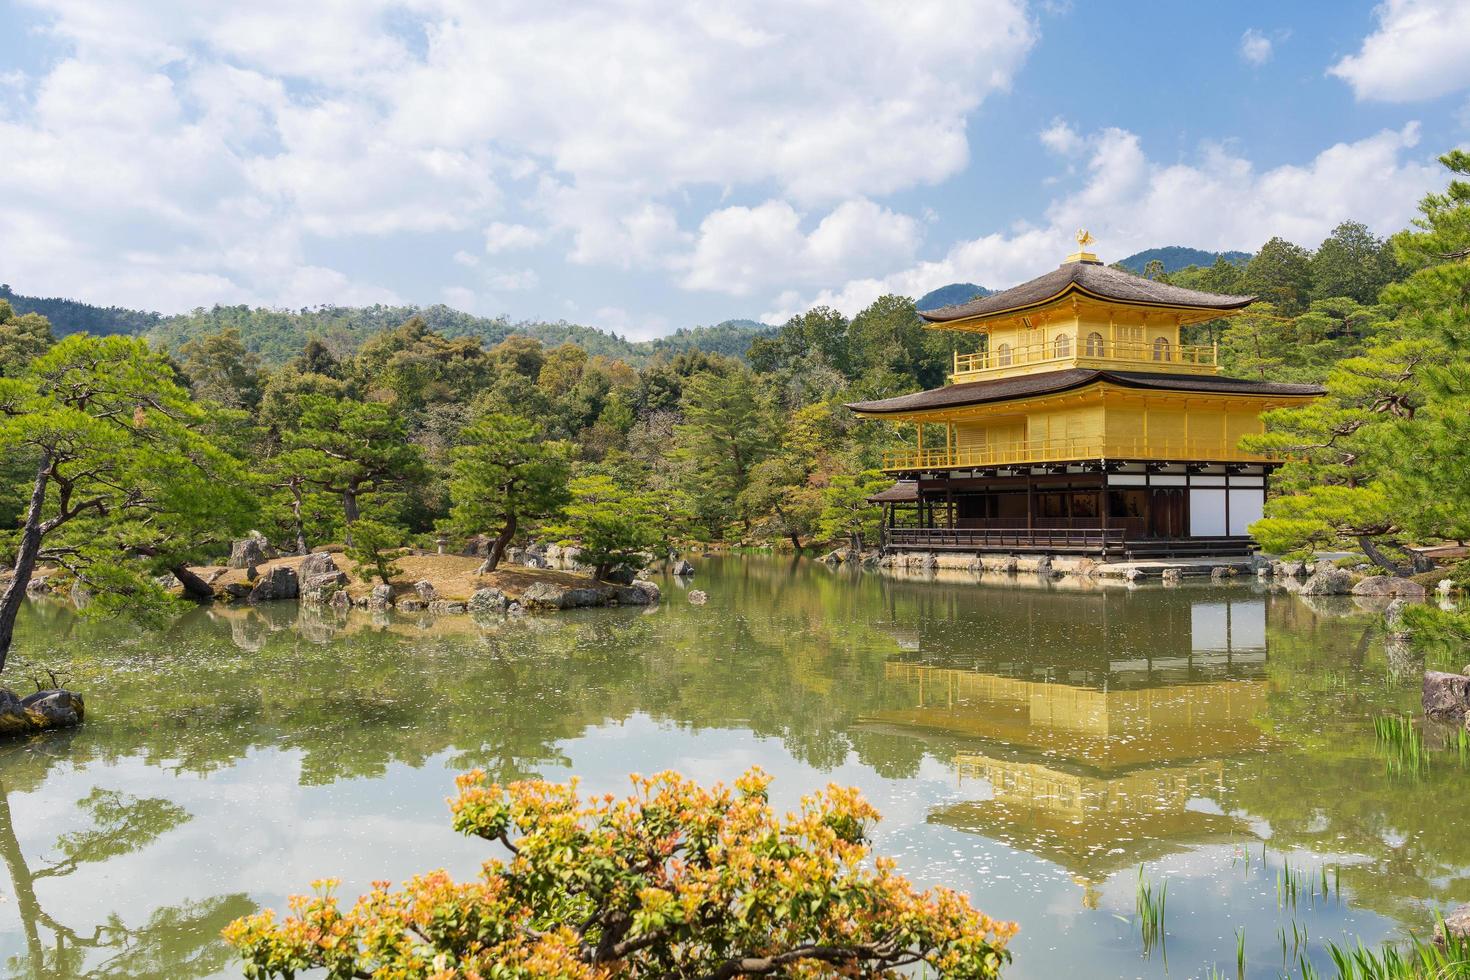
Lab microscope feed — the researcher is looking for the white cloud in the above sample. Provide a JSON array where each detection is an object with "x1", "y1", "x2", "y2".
[
  {"x1": 763, "y1": 123, "x2": 1442, "y2": 322},
  {"x1": 1039, "y1": 118, "x2": 1083, "y2": 156},
  {"x1": 1330, "y1": 0, "x2": 1470, "y2": 101},
  {"x1": 0, "y1": 0, "x2": 1035, "y2": 312},
  {"x1": 485, "y1": 268, "x2": 539, "y2": 291},
  {"x1": 483, "y1": 222, "x2": 546, "y2": 254},
  {"x1": 1239, "y1": 28, "x2": 1272, "y2": 66},
  {"x1": 682, "y1": 198, "x2": 920, "y2": 296}
]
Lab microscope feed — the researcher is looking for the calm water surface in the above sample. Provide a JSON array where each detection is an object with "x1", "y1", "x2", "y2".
[{"x1": 2, "y1": 556, "x2": 1466, "y2": 978}]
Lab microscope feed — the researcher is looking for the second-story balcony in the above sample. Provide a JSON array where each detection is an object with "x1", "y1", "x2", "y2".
[
  {"x1": 952, "y1": 338, "x2": 1219, "y2": 383},
  {"x1": 880, "y1": 435, "x2": 1271, "y2": 473}
]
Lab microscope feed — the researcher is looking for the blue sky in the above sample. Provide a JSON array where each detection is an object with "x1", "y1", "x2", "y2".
[{"x1": 0, "y1": 0, "x2": 1467, "y2": 339}]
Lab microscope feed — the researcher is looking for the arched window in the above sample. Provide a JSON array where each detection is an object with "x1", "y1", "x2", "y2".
[
  {"x1": 1152, "y1": 337, "x2": 1172, "y2": 361},
  {"x1": 1085, "y1": 331, "x2": 1105, "y2": 356},
  {"x1": 996, "y1": 343, "x2": 1012, "y2": 366},
  {"x1": 1053, "y1": 333, "x2": 1071, "y2": 358}
]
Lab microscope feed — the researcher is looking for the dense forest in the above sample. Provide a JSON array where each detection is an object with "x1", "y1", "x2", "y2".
[{"x1": 1, "y1": 150, "x2": 1468, "y2": 640}]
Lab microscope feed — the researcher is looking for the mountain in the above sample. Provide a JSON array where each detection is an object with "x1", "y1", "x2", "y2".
[
  {"x1": 1116, "y1": 246, "x2": 1252, "y2": 274},
  {"x1": 916, "y1": 282, "x2": 992, "y2": 311},
  {"x1": 0, "y1": 283, "x2": 163, "y2": 337},
  {"x1": 0, "y1": 283, "x2": 773, "y2": 365}
]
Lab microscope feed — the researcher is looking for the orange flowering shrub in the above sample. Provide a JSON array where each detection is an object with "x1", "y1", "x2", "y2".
[{"x1": 224, "y1": 767, "x2": 1016, "y2": 978}]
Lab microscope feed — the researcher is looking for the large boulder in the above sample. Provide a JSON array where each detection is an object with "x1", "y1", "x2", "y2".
[
  {"x1": 672, "y1": 559, "x2": 695, "y2": 576},
  {"x1": 1424, "y1": 671, "x2": 1470, "y2": 721},
  {"x1": 1351, "y1": 575, "x2": 1427, "y2": 598},
  {"x1": 1274, "y1": 560, "x2": 1306, "y2": 579},
  {"x1": 227, "y1": 533, "x2": 273, "y2": 569},
  {"x1": 303, "y1": 570, "x2": 348, "y2": 591},
  {"x1": 0, "y1": 688, "x2": 85, "y2": 735},
  {"x1": 468, "y1": 588, "x2": 510, "y2": 615},
  {"x1": 1299, "y1": 567, "x2": 1356, "y2": 596},
  {"x1": 298, "y1": 552, "x2": 340, "y2": 578},
  {"x1": 249, "y1": 565, "x2": 298, "y2": 603},
  {"x1": 413, "y1": 579, "x2": 437, "y2": 602},
  {"x1": 612, "y1": 585, "x2": 654, "y2": 606},
  {"x1": 368, "y1": 583, "x2": 394, "y2": 610},
  {"x1": 604, "y1": 565, "x2": 638, "y2": 585},
  {"x1": 631, "y1": 579, "x2": 661, "y2": 603},
  {"x1": 521, "y1": 582, "x2": 571, "y2": 610}
]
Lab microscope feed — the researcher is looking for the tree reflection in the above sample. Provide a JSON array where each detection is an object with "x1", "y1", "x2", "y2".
[{"x1": 0, "y1": 776, "x2": 251, "y2": 979}]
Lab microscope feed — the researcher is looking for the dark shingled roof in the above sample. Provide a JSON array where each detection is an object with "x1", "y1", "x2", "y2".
[
  {"x1": 920, "y1": 260, "x2": 1254, "y2": 323},
  {"x1": 846, "y1": 369, "x2": 1322, "y2": 415},
  {"x1": 866, "y1": 481, "x2": 918, "y2": 503}
]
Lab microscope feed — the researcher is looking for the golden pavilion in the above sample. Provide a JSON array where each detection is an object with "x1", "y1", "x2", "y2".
[{"x1": 847, "y1": 232, "x2": 1322, "y2": 558}]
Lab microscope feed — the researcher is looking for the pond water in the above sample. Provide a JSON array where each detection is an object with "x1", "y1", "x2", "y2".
[{"x1": 0, "y1": 556, "x2": 1465, "y2": 979}]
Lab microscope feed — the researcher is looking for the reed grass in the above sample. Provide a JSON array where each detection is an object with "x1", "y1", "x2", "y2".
[
  {"x1": 1136, "y1": 864, "x2": 1167, "y2": 960},
  {"x1": 1375, "y1": 713, "x2": 1430, "y2": 778},
  {"x1": 1323, "y1": 914, "x2": 1470, "y2": 979}
]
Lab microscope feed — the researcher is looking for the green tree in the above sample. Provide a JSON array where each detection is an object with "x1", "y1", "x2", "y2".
[
  {"x1": 278, "y1": 396, "x2": 424, "y2": 544},
  {"x1": 1311, "y1": 219, "x2": 1401, "y2": 304},
  {"x1": 737, "y1": 457, "x2": 822, "y2": 551},
  {"x1": 674, "y1": 369, "x2": 773, "y2": 537},
  {"x1": 343, "y1": 519, "x2": 403, "y2": 585},
  {"x1": 0, "y1": 335, "x2": 254, "y2": 670},
  {"x1": 447, "y1": 412, "x2": 572, "y2": 571},
  {"x1": 1245, "y1": 336, "x2": 1440, "y2": 572},
  {"x1": 1243, "y1": 237, "x2": 1314, "y2": 315},
  {"x1": 225, "y1": 769, "x2": 1016, "y2": 978},
  {"x1": 817, "y1": 470, "x2": 891, "y2": 552},
  {"x1": 177, "y1": 328, "x2": 262, "y2": 410},
  {"x1": 0, "y1": 300, "x2": 54, "y2": 377},
  {"x1": 549, "y1": 474, "x2": 662, "y2": 580}
]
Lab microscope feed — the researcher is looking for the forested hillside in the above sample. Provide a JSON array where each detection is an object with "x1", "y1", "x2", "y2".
[
  {"x1": 0, "y1": 283, "x2": 162, "y2": 336},
  {"x1": 916, "y1": 282, "x2": 992, "y2": 310},
  {"x1": 0, "y1": 285, "x2": 773, "y2": 365},
  {"x1": 1118, "y1": 246, "x2": 1252, "y2": 274}
]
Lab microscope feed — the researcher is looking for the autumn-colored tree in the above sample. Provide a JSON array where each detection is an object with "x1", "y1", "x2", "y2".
[{"x1": 225, "y1": 768, "x2": 1015, "y2": 978}]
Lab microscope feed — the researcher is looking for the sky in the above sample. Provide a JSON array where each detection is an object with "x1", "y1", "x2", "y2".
[{"x1": 0, "y1": 0, "x2": 1468, "y2": 340}]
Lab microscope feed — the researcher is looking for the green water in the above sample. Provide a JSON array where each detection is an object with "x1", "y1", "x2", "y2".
[{"x1": 1, "y1": 556, "x2": 1466, "y2": 978}]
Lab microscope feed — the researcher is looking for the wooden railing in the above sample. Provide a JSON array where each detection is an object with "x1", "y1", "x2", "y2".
[
  {"x1": 881, "y1": 436, "x2": 1269, "y2": 472},
  {"x1": 952, "y1": 339, "x2": 1218, "y2": 380},
  {"x1": 888, "y1": 526, "x2": 1126, "y2": 552}
]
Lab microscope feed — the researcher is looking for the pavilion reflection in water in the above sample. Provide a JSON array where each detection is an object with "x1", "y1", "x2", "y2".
[{"x1": 869, "y1": 589, "x2": 1271, "y2": 906}]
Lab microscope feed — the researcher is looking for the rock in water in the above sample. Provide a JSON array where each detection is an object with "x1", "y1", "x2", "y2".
[
  {"x1": 521, "y1": 582, "x2": 570, "y2": 609},
  {"x1": 1424, "y1": 671, "x2": 1470, "y2": 721},
  {"x1": 632, "y1": 579, "x2": 661, "y2": 603},
  {"x1": 672, "y1": 559, "x2": 695, "y2": 576},
  {"x1": 0, "y1": 688, "x2": 85, "y2": 735},
  {"x1": 1299, "y1": 567, "x2": 1356, "y2": 596},
  {"x1": 468, "y1": 588, "x2": 509, "y2": 615},
  {"x1": 688, "y1": 589, "x2": 708, "y2": 605},
  {"x1": 1351, "y1": 576, "x2": 1427, "y2": 598},
  {"x1": 1161, "y1": 568, "x2": 1182, "y2": 586}
]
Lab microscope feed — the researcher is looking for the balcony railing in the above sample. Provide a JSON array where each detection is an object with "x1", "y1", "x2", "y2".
[
  {"x1": 953, "y1": 339, "x2": 1218, "y2": 380},
  {"x1": 880, "y1": 436, "x2": 1269, "y2": 472}
]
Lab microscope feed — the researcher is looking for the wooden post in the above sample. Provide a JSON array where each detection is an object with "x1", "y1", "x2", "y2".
[{"x1": 1026, "y1": 473, "x2": 1034, "y2": 533}]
